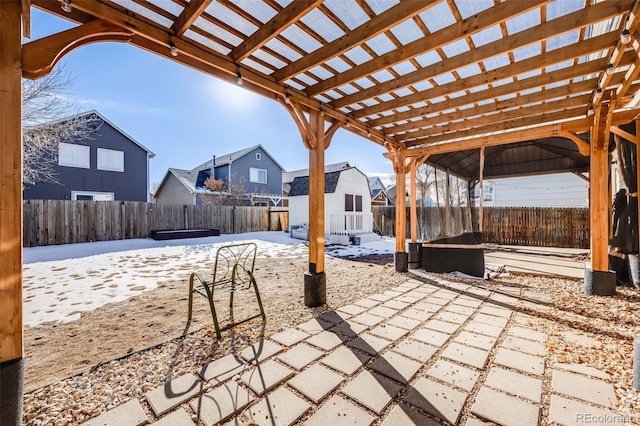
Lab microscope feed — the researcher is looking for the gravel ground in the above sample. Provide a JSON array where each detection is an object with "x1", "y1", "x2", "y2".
[{"x1": 22, "y1": 254, "x2": 640, "y2": 425}]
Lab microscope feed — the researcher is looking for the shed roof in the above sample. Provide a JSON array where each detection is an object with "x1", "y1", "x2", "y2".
[{"x1": 288, "y1": 170, "x2": 342, "y2": 197}]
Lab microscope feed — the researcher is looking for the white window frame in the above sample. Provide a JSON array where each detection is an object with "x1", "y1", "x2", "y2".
[
  {"x1": 249, "y1": 167, "x2": 267, "y2": 184},
  {"x1": 97, "y1": 148, "x2": 125, "y2": 172},
  {"x1": 71, "y1": 191, "x2": 114, "y2": 201},
  {"x1": 59, "y1": 142, "x2": 90, "y2": 169}
]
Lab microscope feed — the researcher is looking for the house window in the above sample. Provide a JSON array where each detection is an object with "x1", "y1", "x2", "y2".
[
  {"x1": 345, "y1": 194, "x2": 363, "y2": 212},
  {"x1": 250, "y1": 167, "x2": 267, "y2": 184},
  {"x1": 71, "y1": 191, "x2": 114, "y2": 201},
  {"x1": 59, "y1": 142, "x2": 90, "y2": 168},
  {"x1": 256, "y1": 153, "x2": 261, "y2": 160},
  {"x1": 97, "y1": 148, "x2": 124, "y2": 172}
]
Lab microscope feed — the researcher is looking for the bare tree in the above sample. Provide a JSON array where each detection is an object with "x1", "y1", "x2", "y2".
[
  {"x1": 201, "y1": 174, "x2": 250, "y2": 206},
  {"x1": 22, "y1": 66, "x2": 99, "y2": 186}
]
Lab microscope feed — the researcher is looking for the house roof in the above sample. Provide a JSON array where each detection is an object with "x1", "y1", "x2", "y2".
[
  {"x1": 45, "y1": 110, "x2": 156, "y2": 158},
  {"x1": 368, "y1": 176, "x2": 386, "y2": 191},
  {"x1": 371, "y1": 188, "x2": 385, "y2": 200},
  {"x1": 288, "y1": 170, "x2": 342, "y2": 197},
  {"x1": 164, "y1": 168, "x2": 199, "y2": 194},
  {"x1": 192, "y1": 144, "x2": 286, "y2": 173}
]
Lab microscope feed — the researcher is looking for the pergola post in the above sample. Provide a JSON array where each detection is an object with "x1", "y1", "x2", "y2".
[
  {"x1": 389, "y1": 150, "x2": 408, "y2": 272},
  {"x1": 305, "y1": 109, "x2": 326, "y2": 306},
  {"x1": 585, "y1": 102, "x2": 616, "y2": 296},
  {"x1": 0, "y1": 0, "x2": 24, "y2": 424},
  {"x1": 409, "y1": 160, "x2": 417, "y2": 242}
]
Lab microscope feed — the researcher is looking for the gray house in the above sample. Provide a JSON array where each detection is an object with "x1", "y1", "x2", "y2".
[
  {"x1": 154, "y1": 145, "x2": 285, "y2": 206},
  {"x1": 23, "y1": 110, "x2": 155, "y2": 202}
]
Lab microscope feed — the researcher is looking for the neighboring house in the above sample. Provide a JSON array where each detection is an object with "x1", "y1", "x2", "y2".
[
  {"x1": 367, "y1": 176, "x2": 390, "y2": 206},
  {"x1": 282, "y1": 162, "x2": 350, "y2": 196},
  {"x1": 23, "y1": 110, "x2": 155, "y2": 202},
  {"x1": 288, "y1": 165, "x2": 380, "y2": 245},
  {"x1": 154, "y1": 145, "x2": 285, "y2": 206},
  {"x1": 488, "y1": 173, "x2": 588, "y2": 207},
  {"x1": 386, "y1": 184, "x2": 396, "y2": 206}
]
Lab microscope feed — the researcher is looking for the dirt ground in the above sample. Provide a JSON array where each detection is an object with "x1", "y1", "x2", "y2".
[{"x1": 23, "y1": 251, "x2": 402, "y2": 392}]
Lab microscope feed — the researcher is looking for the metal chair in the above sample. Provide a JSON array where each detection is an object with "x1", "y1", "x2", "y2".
[{"x1": 188, "y1": 242, "x2": 265, "y2": 339}]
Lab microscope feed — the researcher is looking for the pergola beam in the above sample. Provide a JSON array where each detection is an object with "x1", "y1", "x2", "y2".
[
  {"x1": 232, "y1": 0, "x2": 323, "y2": 63},
  {"x1": 332, "y1": 0, "x2": 631, "y2": 109},
  {"x1": 312, "y1": 0, "x2": 551, "y2": 97},
  {"x1": 170, "y1": 0, "x2": 212, "y2": 36}
]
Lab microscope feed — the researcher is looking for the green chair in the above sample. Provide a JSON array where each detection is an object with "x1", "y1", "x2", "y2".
[{"x1": 188, "y1": 242, "x2": 265, "y2": 339}]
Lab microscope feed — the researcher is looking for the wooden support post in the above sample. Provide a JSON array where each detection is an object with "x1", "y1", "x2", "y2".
[
  {"x1": 479, "y1": 147, "x2": 485, "y2": 233},
  {"x1": 637, "y1": 118, "x2": 640, "y2": 257},
  {"x1": 0, "y1": 0, "x2": 25, "y2": 423},
  {"x1": 391, "y1": 151, "x2": 408, "y2": 272},
  {"x1": 409, "y1": 160, "x2": 417, "y2": 243},
  {"x1": 584, "y1": 102, "x2": 616, "y2": 296}
]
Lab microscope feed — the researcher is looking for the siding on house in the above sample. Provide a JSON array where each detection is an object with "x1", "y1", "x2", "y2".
[
  {"x1": 156, "y1": 173, "x2": 195, "y2": 205},
  {"x1": 23, "y1": 113, "x2": 153, "y2": 202}
]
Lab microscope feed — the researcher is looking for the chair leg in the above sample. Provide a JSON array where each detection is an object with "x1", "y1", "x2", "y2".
[
  {"x1": 204, "y1": 285, "x2": 222, "y2": 340},
  {"x1": 251, "y1": 275, "x2": 266, "y2": 321},
  {"x1": 188, "y1": 273, "x2": 196, "y2": 321}
]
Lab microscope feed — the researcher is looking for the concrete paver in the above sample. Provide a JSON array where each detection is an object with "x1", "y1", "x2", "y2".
[
  {"x1": 426, "y1": 359, "x2": 480, "y2": 392},
  {"x1": 304, "y1": 396, "x2": 374, "y2": 426},
  {"x1": 464, "y1": 321, "x2": 504, "y2": 338},
  {"x1": 386, "y1": 315, "x2": 421, "y2": 330},
  {"x1": 270, "y1": 328, "x2": 310, "y2": 347},
  {"x1": 296, "y1": 318, "x2": 333, "y2": 334},
  {"x1": 411, "y1": 327, "x2": 451, "y2": 346},
  {"x1": 353, "y1": 298, "x2": 380, "y2": 308},
  {"x1": 350, "y1": 312, "x2": 386, "y2": 327},
  {"x1": 403, "y1": 377, "x2": 467, "y2": 424},
  {"x1": 551, "y1": 369, "x2": 616, "y2": 407},
  {"x1": 444, "y1": 304, "x2": 476, "y2": 316},
  {"x1": 392, "y1": 338, "x2": 438, "y2": 363},
  {"x1": 321, "y1": 346, "x2": 371, "y2": 375},
  {"x1": 548, "y1": 395, "x2": 625, "y2": 426},
  {"x1": 471, "y1": 387, "x2": 539, "y2": 426},
  {"x1": 240, "y1": 339, "x2": 285, "y2": 363},
  {"x1": 288, "y1": 364, "x2": 344, "y2": 403},
  {"x1": 508, "y1": 326, "x2": 546, "y2": 342},
  {"x1": 553, "y1": 362, "x2": 611, "y2": 380},
  {"x1": 561, "y1": 331, "x2": 600, "y2": 347},
  {"x1": 83, "y1": 398, "x2": 148, "y2": 426},
  {"x1": 381, "y1": 300, "x2": 410, "y2": 310},
  {"x1": 341, "y1": 370, "x2": 401, "y2": 414},
  {"x1": 336, "y1": 304, "x2": 367, "y2": 316},
  {"x1": 275, "y1": 343, "x2": 324, "y2": 370},
  {"x1": 502, "y1": 336, "x2": 545, "y2": 356},
  {"x1": 478, "y1": 305, "x2": 511, "y2": 318},
  {"x1": 423, "y1": 319, "x2": 461, "y2": 334},
  {"x1": 369, "y1": 350, "x2": 422, "y2": 384},
  {"x1": 442, "y1": 342, "x2": 490, "y2": 369},
  {"x1": 200, "y1": 353, "x2": 246, "y2": 383},
  {"x1": 346, "y1": 333, "x2": 392, "y2": 355},
  {"x1": 329, "y1": 321, "x2": 368, "y2": 338},
  {"x1": 368, "y1": 306, "x2": 399, "y2": 318},
  {"x1": 451, "y1": 297, "x2": 483, "y2": 308},
  {"x1": 473, "y1": 313, "x2": 508, "y2": 328},
  {"x1": 369, "y1": 293, "x2": 394, "y2": 302},
  {"x1": 240, "y1": 359, "x2": 294, "y2": 395},
  {"x1": 433, "y1": 311, "x2": 470, "y2": 325},
  {"x1": 453, "y1": 331, "x2": 497, "y2": 351},
  {"x1": 190, "y1": 381, "x2": 254, "y2": 426},
  {"x1": 369, "y1": 323, "x2": 409, "y2": 341},
  {"x1": 484, "y1": 367, "x2": 542, "y2": 403},
  {"x1": 145, "y1": 373, "x2": 203, "y2": 416},
  {"x1": 380, "y1": 404, "x2": 440, "y2": 426},
  {"x1": 425, "y1": 296, "x2": 451, "y2": 306},
  {"x1": 400, "y1": 307, "x2": 434, "y2": 322},
  {"x1": 494, "y1": 348, "x2": 544, "y2": 375},
  {"x1": 306, "y1": 330, "x2": 347, "y2": 351},
  {"x1": 318, "y1": 310, "x2": 348, "y2": 324},
  {"x1": 395, "y1": 294, "x2": 424, "y2": 304},
  {"x1": 246, "y1": 387, "x2": 310, "y2": 426},
  {"x1": 150, "y1": 408, "x2": 194, "y2": 426}
]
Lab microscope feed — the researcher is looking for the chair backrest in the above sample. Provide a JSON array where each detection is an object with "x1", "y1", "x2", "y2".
[{"x1": 212, "y1": 242, "x2": 258, "y2": 290}]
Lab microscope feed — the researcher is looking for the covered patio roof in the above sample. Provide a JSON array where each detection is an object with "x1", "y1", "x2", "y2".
[{"x1": 24, "y1": 0, "x2": 640, "y2": 159}]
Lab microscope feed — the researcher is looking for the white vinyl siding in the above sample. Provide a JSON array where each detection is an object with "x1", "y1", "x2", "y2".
[
  {"x1": 59, "y1": 142, "x2": 90, "y2": 168},
  {"x1": 250, "y1": 167, "x2": 267, "y2": 184},
  {"x1": 97, "y1": 148, "x2": 124, "y2": 172}
]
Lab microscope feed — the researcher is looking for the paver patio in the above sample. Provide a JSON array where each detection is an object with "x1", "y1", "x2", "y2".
[{"x1": 83, "y1": 278, "x2": 621, "y2": 426}]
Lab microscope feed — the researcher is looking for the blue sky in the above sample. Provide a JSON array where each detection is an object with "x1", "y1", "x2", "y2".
[{"x1": 28, "y1": 8, "x2": 395, "y2": 187}]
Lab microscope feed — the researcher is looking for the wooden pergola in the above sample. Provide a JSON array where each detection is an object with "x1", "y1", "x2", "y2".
[{"x1": 3, "y1": 0, "x2": 640, "y2": 421}]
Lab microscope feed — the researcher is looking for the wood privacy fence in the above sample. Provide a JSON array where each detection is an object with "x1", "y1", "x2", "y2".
[
  {"x1": 23, "y1": 200, "x2": 289, "y2": 247},
  {"x1": 372, "y1": 206, "x2": 590, "y2": 248}
]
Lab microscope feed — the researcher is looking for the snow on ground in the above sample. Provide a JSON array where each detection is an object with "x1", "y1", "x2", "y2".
[{"x1": 23, "y1": 232, "x2": 395, "y2": 327}]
